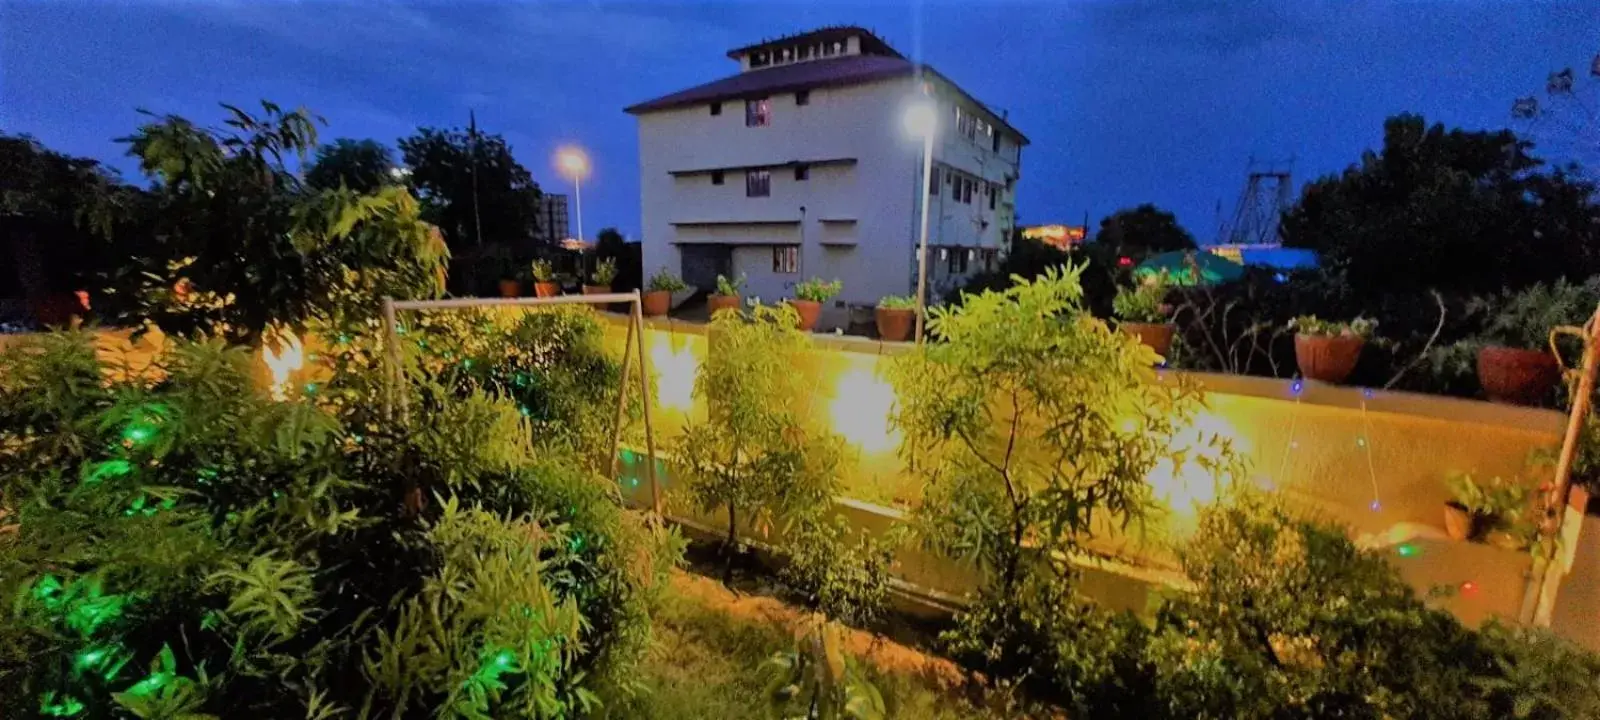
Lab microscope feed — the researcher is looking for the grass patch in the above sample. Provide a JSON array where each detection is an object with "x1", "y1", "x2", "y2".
[{"x1": 598, "y1": 572, "x2": 1017, "y2": 719}]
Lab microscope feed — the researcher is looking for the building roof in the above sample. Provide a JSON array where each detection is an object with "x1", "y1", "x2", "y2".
[
  {"x1": 624, "y1": 57, "x2": 1029, "y2": 144},
  {"x1": 624, "y1": 55, "x2": 913, "y2": 115},
  {"x1": 724, "y1": 26, "x2": 902, "y2": 60}
]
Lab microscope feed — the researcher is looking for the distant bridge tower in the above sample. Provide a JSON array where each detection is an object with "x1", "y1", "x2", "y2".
[{"x1": 1218, "y1": 157, "x2": 1294, "y2": 246}]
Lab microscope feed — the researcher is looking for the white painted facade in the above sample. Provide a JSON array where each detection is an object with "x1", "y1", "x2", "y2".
[{"x1": 629, "y1": 28, "x2": 1024, "y2": 326}]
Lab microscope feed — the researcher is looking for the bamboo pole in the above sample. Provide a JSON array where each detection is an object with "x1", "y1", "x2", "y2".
[
  {"x1": 607, "y1": 303, "x2": 637, "y2": 482},
  {"x1": 633, "y1": 292, "x2": 663, "y2": 516},
  {"x1": 1524, "y1": 303, "x2": 1600, "y2": 625}
]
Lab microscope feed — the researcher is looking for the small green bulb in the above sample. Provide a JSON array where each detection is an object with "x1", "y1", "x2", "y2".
[{"x1": 1396, "y1": 543, "x2": 1419, "y2": 558}]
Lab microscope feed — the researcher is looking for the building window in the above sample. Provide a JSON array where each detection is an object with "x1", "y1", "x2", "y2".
[
  {"x1": 745, "y1": 98, "x2": 771, "y2": 127},
  {"x1": 794, "y1": 164, "x2": 809, "y2": 181},
  {"x1": 746, "y1": 170, "x2": 770, "y2": 197},
  {"x1": 949, "y1": 173, "x2": 959, "y2": 201},
  {"x1": 989, "y1": 183, "x2": 997, "y2": 209},
  {"x1": 795, "y1": 89, "x2": 810, "y2": 106},
  {"x1": 710, "y1": 102, "x2": 722, "y2": 116},
  {"x1": 927, "y1": 166, "x2": 939, "y2": 195},
  {"x1": 992, "y1": 133, "x2": 1002, "y2": 153},
  {"x1": 711, "y1": 170, "x2": 724, "y2": 185},
  {"x1": 751, "y1": 51, "x2": 770, "y2": 69},
  {"x1": 961, "y1": 178, "x2": 973, "y2": 204},
  {"x1": 773, "y1": 245, "x2": 799, "y2": 273},
  {"x1": 948, "y1": 247, "x2": 969, "y2": 274}
]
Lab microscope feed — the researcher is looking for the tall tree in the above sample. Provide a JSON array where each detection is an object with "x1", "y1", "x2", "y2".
[
  {"x1": 398, "y1": 125, "x2": 543, "y2": 294},
  {"x1": 1096, "y1": 204, "x2": 1196, "y2": 257},
  {"x1": 1282, "y1": 113, "x2": 1600, "y2": 297},
  {"x1": 305, "y1": 138, "x2": 397, "y2": 193}
]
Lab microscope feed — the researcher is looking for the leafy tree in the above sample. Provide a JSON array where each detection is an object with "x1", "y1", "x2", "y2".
[
  {"x1": 891, "y1": 264, "x2": 1237, "y2": 701},
  {"x1": 1281, "y1": 113, "x2": 1600, "y2": 298},
  {"x1": 398, "y1": 125, "x2": 544, "y2": 295},
  {"x1": 105, "y1": 101, "x2": 447, "y2": 343},
  {"x1": 674, "y1": 304, "x2": 846, "y2": 558},
  {"x1": 0, "y1": 133, "x2": 131, "y2": 323},
  {"x1": 592, "y1": 226, "x2": 642, "y2": 292},
  {"x1": 1513, "y1": 49, "x2": 1600, "y2": 176},
  {"x1": 1096, "y1": 204, "x2": 1196, "y2": 257},
  {"x1": 304, "y1": 138, "x2": 397, "y2": 193}
]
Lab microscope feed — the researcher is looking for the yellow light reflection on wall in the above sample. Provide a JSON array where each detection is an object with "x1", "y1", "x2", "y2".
[
  {"x1": 830, "y1": 364, "x2": 898, "y2": 454},
  {"x1": 651, "y1": 338, "x2": 698, "y2": 412},
  {"x1": 261, "y1": 330, "x2": 305, "y2": 402}
]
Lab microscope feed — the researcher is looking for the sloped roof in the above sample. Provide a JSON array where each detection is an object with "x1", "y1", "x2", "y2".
[
  {"x1": 724, "y1": 26, "x2": 902, "y2": 60},
  {"x1": 624, "y1": 55, "x2": 914, "y2": 114}
]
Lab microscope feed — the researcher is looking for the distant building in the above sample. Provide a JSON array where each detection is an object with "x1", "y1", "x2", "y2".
[
  {"x1": 538, "y1": 193, "x2": 570, "y2": 246},
  {"x1": 1022, "y1": 224, "x2": 1087, "y2": 250},
  {"x1": 625, "y1": 26, "x2": 1027, "y2": 322}
]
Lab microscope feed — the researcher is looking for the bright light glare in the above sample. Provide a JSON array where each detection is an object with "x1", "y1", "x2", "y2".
[
  {"x1": 261, "y1": 329, "x2": 305, "y2": 402},
  {"x1": 1145, "y1": 411, "x2": 1245, "y2": 527},
  {"x1": 555, "y1": 146, "x2": 590, "y2": 179},
  {"x1": 902, "y1": 99, "x2": 937, "y2": 138},
  {"x1": 651, "y1": 339, "x2": 697, "y2": 412},
  {"x1": 830, "y1": 364, "x2": 898, "y2": 454}
]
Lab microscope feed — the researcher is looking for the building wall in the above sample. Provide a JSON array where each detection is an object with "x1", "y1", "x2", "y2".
[{"x1": 636, "y1": 74, "x2": 1021, "y2": 321}]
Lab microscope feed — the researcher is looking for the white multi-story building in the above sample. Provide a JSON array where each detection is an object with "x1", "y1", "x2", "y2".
[{"x1": 625, "y1": 26, "x2": 1026, "y2": 324}]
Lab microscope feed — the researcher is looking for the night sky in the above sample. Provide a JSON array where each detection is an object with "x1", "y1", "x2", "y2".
[{"x1": 3, "y1": 1, "x2": 1596, "y2": 242}]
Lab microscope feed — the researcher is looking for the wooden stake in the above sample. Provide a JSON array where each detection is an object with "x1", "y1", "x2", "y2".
[{"x1": 634, "y1": 292, "x2": 662, "y2": 516}]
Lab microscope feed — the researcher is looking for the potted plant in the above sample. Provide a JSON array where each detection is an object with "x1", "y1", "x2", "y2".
[
  {"x1": 643, "y1": 267, "x2": 685, "y2": 317},
  {"x1": 1467, "y1": 279, "x2": 1596, "y2": 405},
  {"x1": 1443, "y1": 472, "x2": 1530, "y2": 543},
  {"x1": 1112, "y1": 274, "x2": 1174, "y2": 359},
  {"x1": 496, "y1": 274, "x2": 521, "y2": 298},
  {"x1": 584, "y1": 257, "x2": 617, "y2": 295},
  {"x1": 875, "y1": 295, "x2": 917, "y2": 342},
  {"x1": 710, "y1": 274, "x2": 745, "y2": 315},
  {"x1": 531, "y1": 259, "x2": 560, "y2": 298},
  {"x1": 790, "y1": 278, "x2": 842, "y2": 332},
  {"x1": 1287, "y1": 315, "x2": 1376, "y2": 384}
]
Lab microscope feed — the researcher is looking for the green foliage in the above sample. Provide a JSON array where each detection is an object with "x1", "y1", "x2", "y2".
[
  {"x1": 795, "y1": 277, "x2": 843, "y2": 303},
  {"x1": 1475, "y1": 623, "x2": 1600, "y2": 719},
  {"x1": 779, "y1": 518, "x2": 899, "y2": 628},
  {"x1": 875, "y1": 296, "x2": 915, "y2": 311},
  {"x1": 892, "y1": 264, "x2": 1225, "y2": 592},
  {"x1": 0, "y1": 331, "x2": 673, "y2": 717},
  {"x1": 0, "y1": 133, "x2": 130, "y2": 310},
  {"x1": 1446, "y1": 472, "x2": 1533, "y2": 542},
  {"x1": 590, "y1": 257, "x2": 618, "y2": 286},
  {"x1": 1286, "y1": 314, "x2": 1378, "y2": 338},
  {"x1": 715, "y1": 273, "x2": 746, "y2": 297},
  {"x1": 763, "y1": 617, "x2": 886, "y2": 720},
  {"x1": 647, "y1": 267, "x2": 687, "y2": 293},
  {"x1": 674, "y1": 303, "x2": 846, "y2": 549},
  {"x1": 1471, "y1": 278, "x2": 1599, "y2": 351},
  {"x1": 1282, "y1": 113, "x2": 1600, "y2": 298},
  {"x1": 398, "y1": 125, "x2": 545, "y2": 295},
  {"x1": 304, "y1": 138, "x2": 396, "y2": 194},
  {"x1": 530, "y1": 259, "x2": 555, "y2": 282},
  {"x1": 1096, "y1": 204, "x2": 1196, "y2": 257},
  {"x1": 1112, "y1": 273, "x2": 1171, "y2": 323},
  {"x1": 104, "y1": 101, "x2": 447, "y2": 343}
]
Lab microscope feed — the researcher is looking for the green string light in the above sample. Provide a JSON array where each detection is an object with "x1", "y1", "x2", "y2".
[
  {"x1": 1396, "y1": 543, "x2": 1420, "y2": 558},
  {"x1": 39, "y1": 692, "x2": 85, "y2": 717}
]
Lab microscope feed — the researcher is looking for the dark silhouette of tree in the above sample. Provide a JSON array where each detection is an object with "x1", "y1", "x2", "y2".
[
  {"x1": 1282, "y1": 113, "x2": 1600, "y2": 297},
  {"x1": 305, "y1": 138, "x2": 396, "y2": 193},
  {"x1": 1096, "y1": 204, "x2": 1196, "y2": 257},
  {"x1": 398, "y1": 126, "x2": 543, "y2": 294}
]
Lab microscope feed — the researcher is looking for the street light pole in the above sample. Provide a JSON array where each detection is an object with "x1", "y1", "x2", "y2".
[
  {"x1": 572, "y1": 174, "x2": 583, "y2": 244},
  {"x1": 914, "y1": 127, "x2": 934, "y2": 343},
  {"x1": 555, "y1": 145, "x2": 591, "y2": 243}
]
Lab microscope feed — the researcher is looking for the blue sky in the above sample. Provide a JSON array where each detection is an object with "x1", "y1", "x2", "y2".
[{"x1": 2, "y1": 1, "x2": 1595, "y2": 242}]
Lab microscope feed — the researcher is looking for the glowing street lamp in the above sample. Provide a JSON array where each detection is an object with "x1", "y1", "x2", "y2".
[
  {"x1": 555, "y1": 145, "x2": 590, "y2": 242},
  {"x1": 903, "y1": 98, "x2": 937, "y2": 343}
]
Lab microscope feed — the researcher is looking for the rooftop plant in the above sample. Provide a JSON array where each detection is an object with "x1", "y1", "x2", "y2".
[
  {"x1": 795, "y1": 278, "x2": 842, "y2": 303},
  {"x1": 590, "y1": 257, "x2": 618, "y2": 286},
  {"x1": 715, "y1": 273, "x2": 746, "y2": 297},
  {"x1": 1112, "y1": 272, "x2": 1171, "y2": 323},
  {"x1": 647, "y1": 267, "x2": 687, "y2": 293},
  {"x1": 877, "y1": 295, "x2": 916, "y2": 310},
  {"x1": 1287, "y1": 314, "x2": 1378, "y2": 338},
  {"x1": 531, "y1": 258, "x2": 555, "y2": 282}
]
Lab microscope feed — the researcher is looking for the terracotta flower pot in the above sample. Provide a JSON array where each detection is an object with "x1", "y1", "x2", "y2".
[
  {"x1": 1294, "y1": 334, "x2": 1364, "y2": 384},
  {"x1": 876, "y1": 307, "x2": 915, "y2": 342},
  {"x1": 534, "y1": 281, "x2": 561, "y2": 298},
  {"x1": 709, "y1": 294, "x2": 742, "y2": 315},
  {"x1": 1477, "y1": 345, "x2": 1559, "y2": 406},
  {"x1": 789, "y1": 299, "x2": 823, "y2": 331},
  {"x1": 1121, "y1": 322, "x2": 1176, "y2": 360},
  {"x1": 497, "y1": 279, "x2": 521, "y2": 298},
  {"x1": 1443, "y1": 502, "x2": 1473, "y2": 541},
  {"x1": 642, "y1": 290, "x2": 671, "y2": 317},
  {"x1": 582, "y1": 284, "x2": 610, "y2": 296}
]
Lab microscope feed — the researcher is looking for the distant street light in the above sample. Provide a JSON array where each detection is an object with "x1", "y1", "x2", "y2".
[
  {"x1": 903, "y1": 98, "x2": 937, "y2": 343},
  {"x1": 555, "y1": 145, "x2": 590, "y2": 243}
]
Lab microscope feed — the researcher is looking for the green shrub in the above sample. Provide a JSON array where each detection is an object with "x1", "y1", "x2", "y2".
[
  {"x1": 779, "y1": 517, "x2": 900, "y2": 628},
  {"x1": 794, "y1": 278, "x2": 842, "y2": 303},
  {"x1": 0, "y1": 331, "x2": 673, "y2": 717},
  {"x1": 876, "y1": 295, "x2": 916, "y2": 310},
  {"x1": 1112, "y1": 273, "x2": 1171, "y2": 323},
  {"x1": 647, "y1": 268, "x2": 687, "y2": 293},
  {"x1": 674, "y1": 303, "x2": 846, "y2": 553}
]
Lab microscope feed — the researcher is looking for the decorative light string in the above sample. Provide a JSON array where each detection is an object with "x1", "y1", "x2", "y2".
[{"x1": 1358, "y1": 389, "x2": 1382, "y2": 512}]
